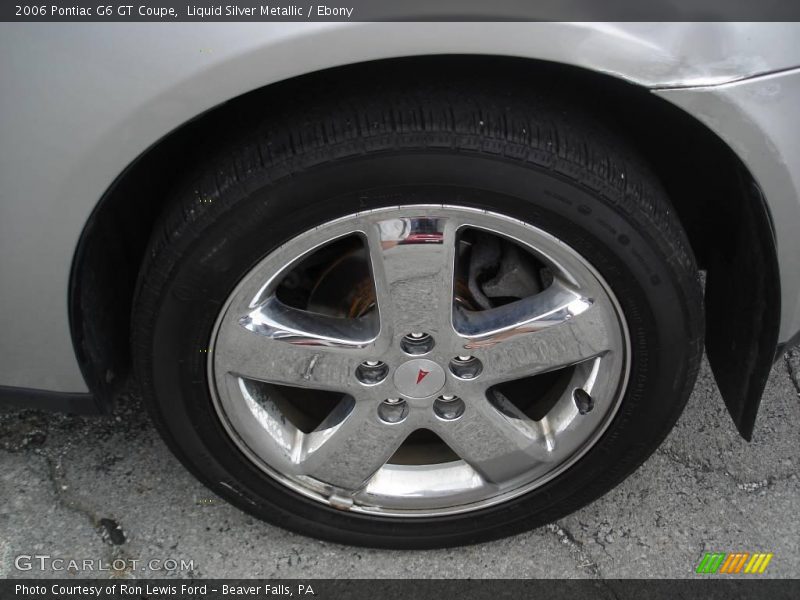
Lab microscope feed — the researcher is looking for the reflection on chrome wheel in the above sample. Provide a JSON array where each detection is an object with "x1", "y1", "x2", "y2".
[{"x1": 209, "y1": 206, "x2": 630, "y2": 516}]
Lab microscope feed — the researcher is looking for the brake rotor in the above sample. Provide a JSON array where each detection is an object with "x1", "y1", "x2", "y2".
[{"x1": 307, "y1": 248, "x2": 479, "y2": 318}]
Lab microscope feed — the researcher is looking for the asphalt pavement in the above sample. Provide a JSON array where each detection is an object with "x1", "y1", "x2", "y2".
[{"x1": 1, "y1": 350, "x2": 798, "y2": 579}]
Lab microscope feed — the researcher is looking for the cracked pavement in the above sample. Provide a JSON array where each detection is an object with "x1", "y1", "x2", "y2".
[{"x1": 1, "y1": 352, "x2": 798, "y2": 579}]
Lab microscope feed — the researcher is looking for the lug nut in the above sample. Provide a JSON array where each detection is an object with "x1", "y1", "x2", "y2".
[
  {"x1": 434, "y1": 395, "x2": 465, "y2": 421},
  {"x1": 400, "y1": 332, "x2": 435, "y2": 355},
  {"x1": 356, "y1": 360, "x2": 389, "y2": 385},
  {"x1": 378, "y1": 399, "x2": 409, "y2": 423},
  {"x1": 449, "y1": 355, "x2": 483, "y2": 380}
]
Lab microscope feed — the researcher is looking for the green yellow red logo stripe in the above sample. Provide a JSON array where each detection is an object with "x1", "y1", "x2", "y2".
[{"x1": 696, "y1": 552, "x2": 773, "y2": 574}]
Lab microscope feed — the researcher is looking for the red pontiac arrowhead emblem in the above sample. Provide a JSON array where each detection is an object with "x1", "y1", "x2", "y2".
[{"x1": 416, "y1": 369, "x2": 430, "y2": 384}]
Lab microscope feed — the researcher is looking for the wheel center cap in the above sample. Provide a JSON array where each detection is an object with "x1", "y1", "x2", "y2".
[{"x1": 393, "y1": 358, "x2": 446, "y2": 399}]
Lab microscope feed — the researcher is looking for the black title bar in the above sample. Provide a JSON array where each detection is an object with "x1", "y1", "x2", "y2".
[
  {"x1": 3, "y1": 579, "x2": 799, "y2": 600},
  {"x1": 3, "y1": 0, "x2": 800, "y2": 22}
]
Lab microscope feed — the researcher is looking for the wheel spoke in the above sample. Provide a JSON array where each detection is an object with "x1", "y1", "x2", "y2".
[
  {"x1": 243, "y1": 295, "x2": 378, "y2": 349},
  {"x1": 365, "y1": 215, "x2": 458, "y2": 342},
  {"x1": 455, "y1": 280, "x2": 613, "y2": 384},
  {"x1": 213, "y1": 311, "x2": 360, "y2": 392},
  {"x1": 433, "y1": 397, "x2": 555, "y2": 484},
  {"x1": 297, "y1": 400, "x2": 412, "y2": 490}
]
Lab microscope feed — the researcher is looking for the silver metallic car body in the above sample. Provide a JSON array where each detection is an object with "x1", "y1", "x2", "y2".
[{"x1": 1, "y1": 22, "x2": 799, "y2": 394}]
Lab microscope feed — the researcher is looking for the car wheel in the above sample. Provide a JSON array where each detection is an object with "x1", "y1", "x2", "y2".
[{"x1": 132, "y1": 83, "x2": 703, "y2": 548}]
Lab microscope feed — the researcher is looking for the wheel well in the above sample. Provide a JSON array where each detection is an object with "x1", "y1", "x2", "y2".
[{"x1": 70, "y1": 55, "x2": 779, "y2": 436}]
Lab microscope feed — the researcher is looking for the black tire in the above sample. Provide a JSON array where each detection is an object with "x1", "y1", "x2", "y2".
[{"x1": 132, "y1": 80, "x2": 703, "y2": 549}]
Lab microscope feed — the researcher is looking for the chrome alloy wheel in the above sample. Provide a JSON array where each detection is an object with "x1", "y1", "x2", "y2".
[{"x1": 208, "y1": 205, "x2": 630, "y2": 516}]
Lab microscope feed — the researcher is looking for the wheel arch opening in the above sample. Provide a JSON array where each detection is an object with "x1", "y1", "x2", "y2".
[{"x1": 68, "y1": 55, "x2": 780, "y2": 437}]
